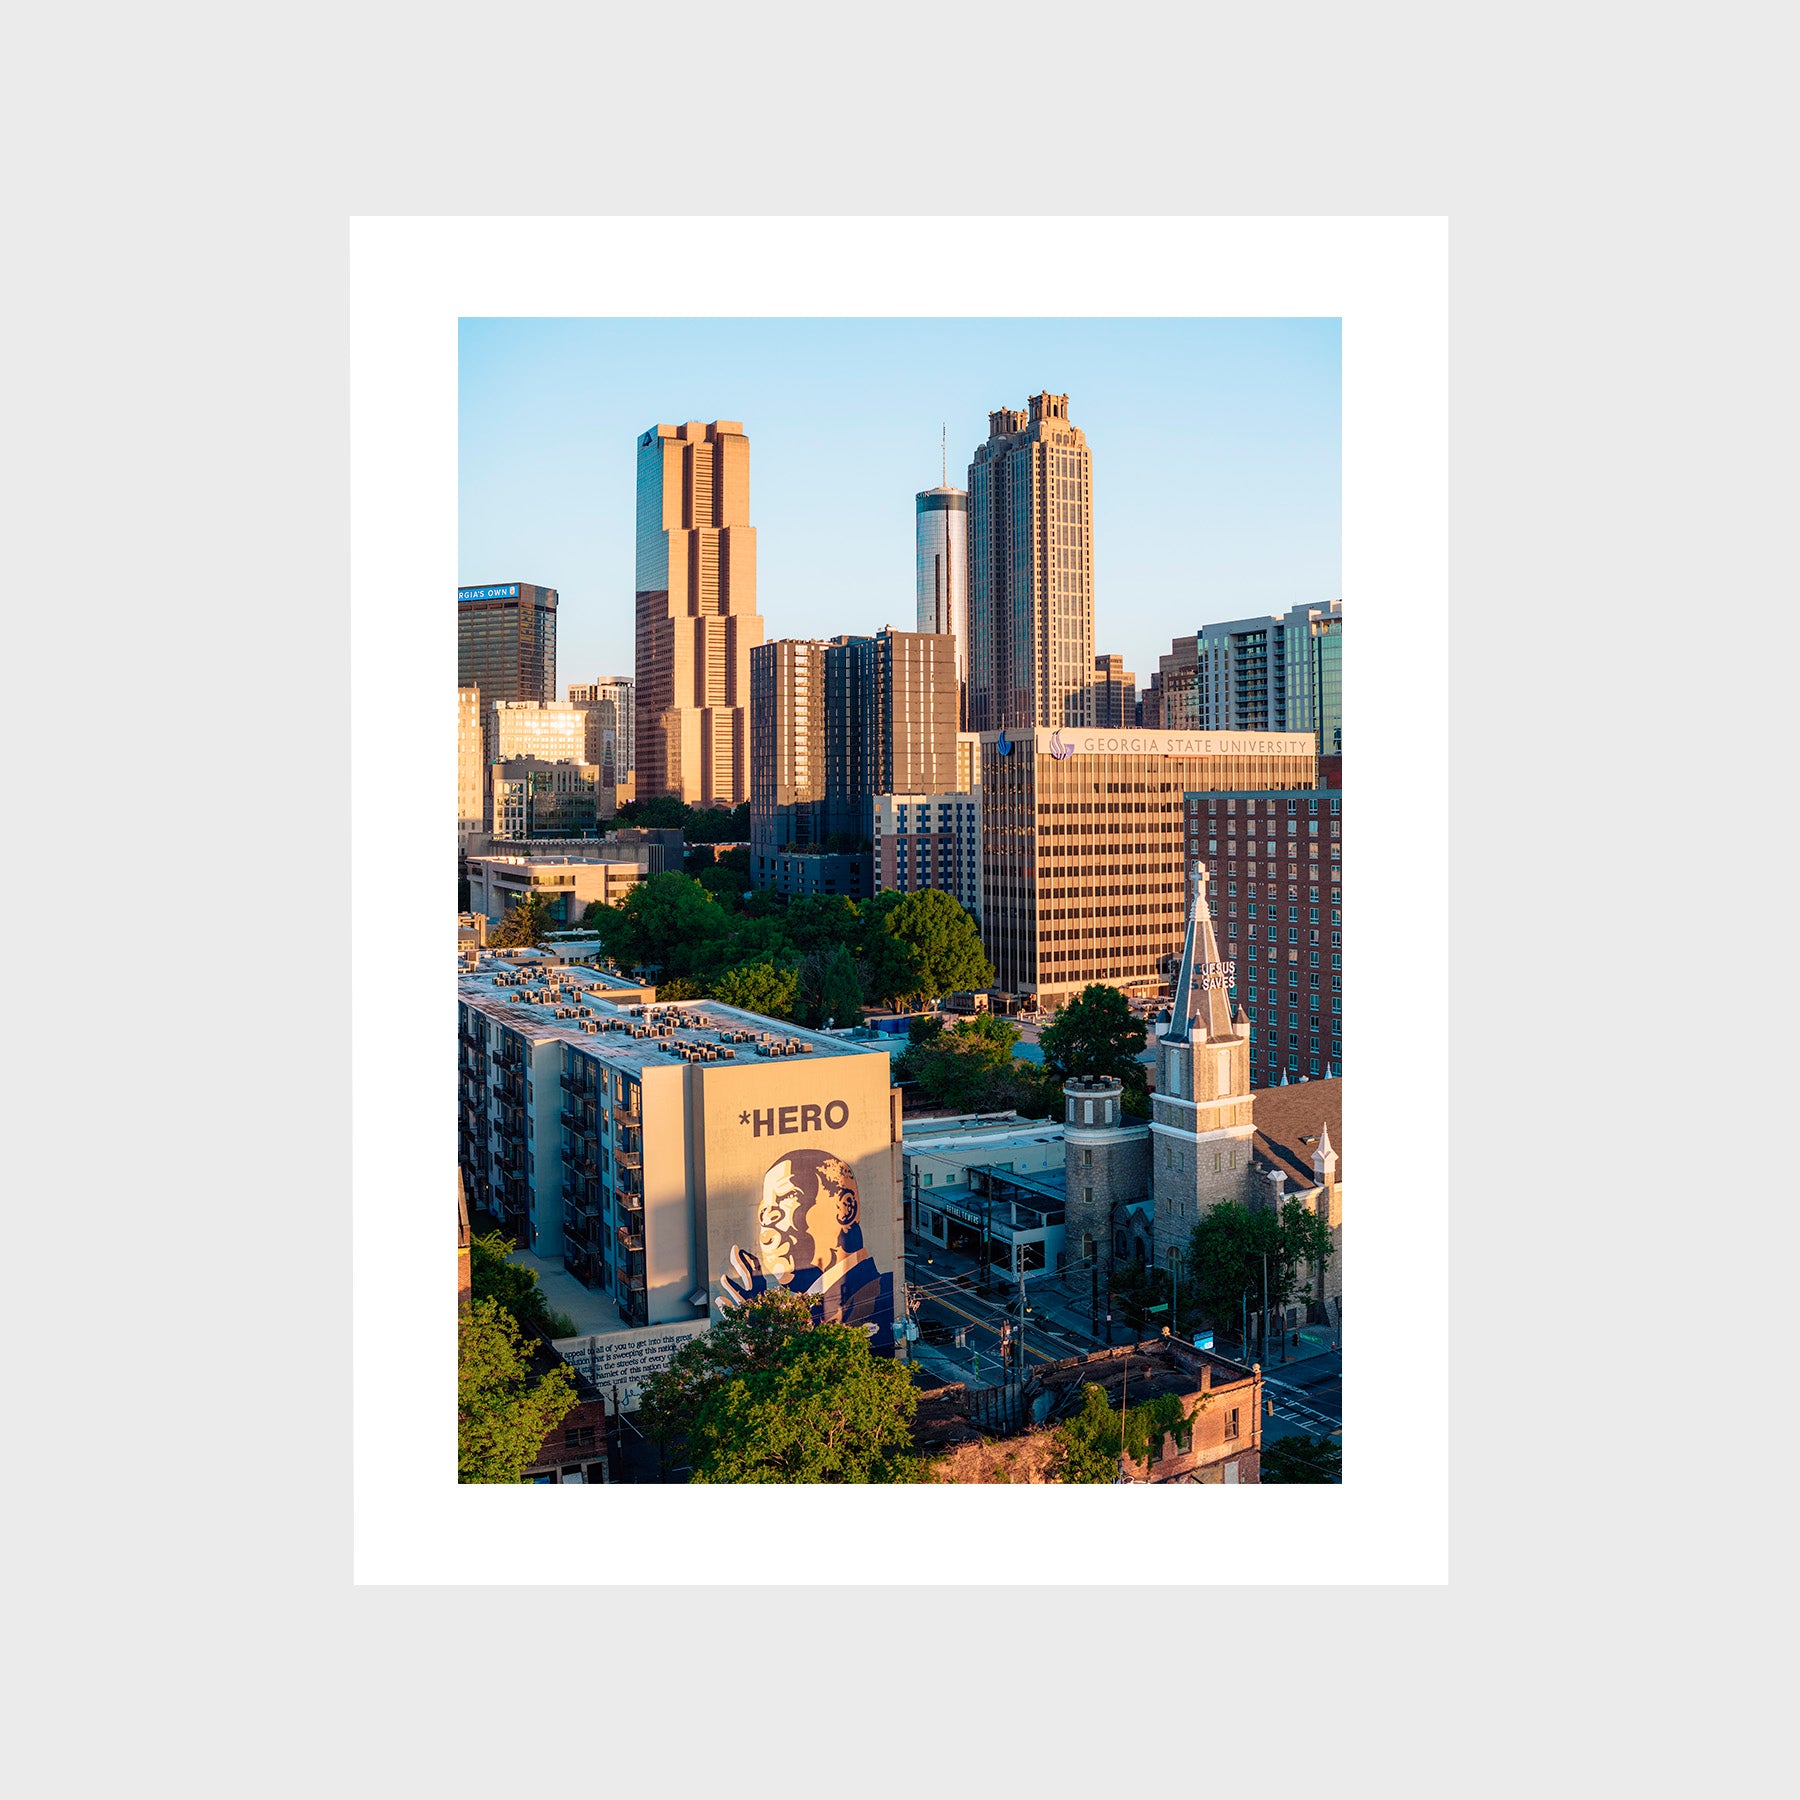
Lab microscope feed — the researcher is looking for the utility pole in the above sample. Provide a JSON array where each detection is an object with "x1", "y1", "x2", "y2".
[
  {"x1": 1091, "y1": 1258, "x2": 1099, "y2": 1335},
  {"x1": 1261, "y1": 1250, "x2": 1270, "y2": 1365}
]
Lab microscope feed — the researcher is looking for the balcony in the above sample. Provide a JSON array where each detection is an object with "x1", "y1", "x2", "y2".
[
  {"x1": 611, "y1": 1104, "x2": 640, "y2": 1128},
  {"x1": 616, "y1": 1190, "x2": 643, "y2": 1216},
  {"x1": 612, "y1": 1149, "x2": 641, "y2": 1172}
]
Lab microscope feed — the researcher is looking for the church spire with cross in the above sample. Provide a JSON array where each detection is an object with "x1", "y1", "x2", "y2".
[{"x1": 1164, "y1": 864, "x2": 1237, "y2": 1046}]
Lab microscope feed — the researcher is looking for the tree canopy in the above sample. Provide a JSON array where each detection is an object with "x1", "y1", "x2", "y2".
[
  {"x1": 1185, "y1": 1198, "x2": 1336, "y2": 1338},
  {"x1": 1039, "y1": 984, "x2": 1148, "y2": 1095},
  {"x1": 458, "y1": 1297, "x2": 579, "y2": 1483},
  {"x1": 1260, "y1": 1432, "x2": 1342, "y2": 1484},
  {"x1": 636, "y1": 1291, "x2": 924, "y2": 1483},
  {"x1": 896, "y1": 1012, "x2": 1056, "y2": 1117},
  {"x1": 469, "y1": 1231, "x2": 576, "y2": 1338},
  {"x1": 489, "y1": 889, "x2": 555, "y2": 948},
  {"x1": 882, "y1": 888, "x2": 995, "y2": 1003},
  {"x1": 1044, "y1": 1381, "x2": 1205, "y2": 1483}
]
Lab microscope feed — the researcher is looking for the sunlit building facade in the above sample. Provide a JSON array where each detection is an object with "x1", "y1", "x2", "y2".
[
  {"x1": 568, "y1": 678, "x2": 634, "y2": 784},
  {"x1": 915, "y1": 486, "x2": 968, "y2": 726},
  {"x1": 492, "y1": 759, "x2": 602, "y2": 840},
  {"x1": 967, "y1": 393, "x2": 1095, "y2": 733},
  {"x1": 978, "y1": 726, "x2": 1317, "y2": 1011}
]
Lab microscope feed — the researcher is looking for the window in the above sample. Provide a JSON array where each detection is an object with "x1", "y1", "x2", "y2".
[
  {"x1": 565, "y1": 1425, "x2": 596, "y2": 1450},
  {"x1": 1224, "y1": 1406, "x2": 1240, "y2": 1441},
  {"x1": 1084, "y1": 1147, "x2": 1092, "y2": 1165}
]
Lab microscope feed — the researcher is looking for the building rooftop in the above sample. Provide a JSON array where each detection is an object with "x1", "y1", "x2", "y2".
[
  {"x1": 1250, "y1": 1075, "x2": 1343, "y2": 1191},
  {"x1": 458, "y1": 960, "x2": 890, "y2": 1071},
  {"x1": 901, "y1": 1112, "x2": 1064, "y2": 1153}
]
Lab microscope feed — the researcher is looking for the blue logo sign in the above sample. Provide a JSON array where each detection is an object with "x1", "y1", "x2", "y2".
[
  {"x1": 458, "y1": 584, "x2": 520, "y2": 600},
  {"x1": 996, "y1": 729, "x2": 1013, "y2": 756},
  {"x1": 1048, "y1": 728, "x2": 1073, "y2": 760}
]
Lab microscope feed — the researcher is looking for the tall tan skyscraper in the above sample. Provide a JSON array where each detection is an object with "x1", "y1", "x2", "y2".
[
  {"x1": 967, "y1": 393, "x2": 1095, "y2": 733},
  {"x1": 634, "y1": 421, "x2": 764, "y2": 807}
]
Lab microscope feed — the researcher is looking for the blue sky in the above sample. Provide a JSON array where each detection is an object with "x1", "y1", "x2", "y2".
[{"x1": 459, "y1": 317, "x2": 1339, "y2": 694}]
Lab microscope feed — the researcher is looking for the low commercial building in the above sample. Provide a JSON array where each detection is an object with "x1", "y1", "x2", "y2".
[
  {"x1": 491, "y1": 759, "x2": 603, "y2": 840},
  {"x1": 457, "y1": 971, "x2": 907, "y2": 1405},
  {"x1": 901, "y1": 1112, "x2": 1067, "y2": 1276},
  {"x1": 467, "y1": 855, "x2": 648, "y2": 926},
  {"x1": 759, "y1": 848, "x2": 871, "y2": 901},
  {"x1": 978, "y1": 724, "x2": 1316, "y2": 1011},
  {"x1": 873, "y1": 791, "x2": 981, "y2": 918}
]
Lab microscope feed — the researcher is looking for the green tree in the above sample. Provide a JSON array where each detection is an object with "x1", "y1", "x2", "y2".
[
  {"x1": 1185, "y1": 1198, "x2": 1336, "y2": 1342},
  {"x1": 694, "y1": 864, "x2": 749, "y2": 910},
  {"x1": 458, "y1": 1297, "x2": 579, "y2": 1483},
  {"x1": 1044, "y1": 1382, "x2": 1205, "y2": 1483},
  {"x1": 637, "y1": 1291, "x2": 923, "y2": 1482},
  {"x1": 1038, "y1": 984, "x2": 1148, "y2": 1096},
  {"x1": 818, "y1": 943, "x2": 864, "y2": 1027},
  {"x1": 881, "y1": 888, "x2": 994, "y2": 1004},
  {"x1": 684, "y1": 800, "x2": 751, "y2": 843},
  {"x1": 469, "y1": 1231, "x2": 576, "y2": 1338},
  {"x1": 489, "y1": 889, "x2": 555, "y2": 948},
  {"x1": 906, "y1": 1011, "x2": 945, "y2": 1048},
  {"x1": 1260, "y1": 1432, "x2": 1342, "y2": 1483},
  {"x1": 712, "y1": 959, "x2": 801, "y2": 1020},
  {"x1": 617, "y1": 794, "x2": 688, "y2": 829},
  {"x1": 586, "y1": 872, "x2": 732, "y2": 978}
]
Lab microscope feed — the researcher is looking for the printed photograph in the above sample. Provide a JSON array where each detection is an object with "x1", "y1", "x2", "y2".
[{"x1": 455, "y1": 319, "x2": 1342, "y2": 1484}]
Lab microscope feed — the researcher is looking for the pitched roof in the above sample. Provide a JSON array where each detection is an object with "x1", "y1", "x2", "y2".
[
  {"x1": 1163, "y1": 870, "x2": 1238, "y2": 1046},
  {"x1": 1250, "y1": 1076, "x2": 1343, "y2": 1191}
]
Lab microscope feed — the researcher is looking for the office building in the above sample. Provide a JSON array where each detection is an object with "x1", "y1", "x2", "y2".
[
  {"x1": 458, "y1": 687, "x2": 485, "y2": 847},
  {"x1": 491, "y1": 760, "x2": 602, "y2": 840},
  {"x1": 1092, "y1": 654, "x2": 1137, "y2": 729},
  {"x1": 956, "y1": 731, "x2": 981, "y2": 795},
  {"x1": 467, "y1": 853, "x2": 649, "y2": 926},
  {"x1": 458, "y1": 581, "x2": 559, "y2": 778},
  {"x1": 568, "y1": 678, "x2": 634, "y2": 785},
  {"x1": 967, "y1": 393, "x2": 1095, "y2": 733},
  {"x1": 977, "y1": 724, "x2": 1316, "y2": 1011},
  {"x1": 1184, "y1": 753, "x2": 1342, "y2": 1085},
  {"x1": 634, "y1": 420, "x2": 764, "y2": 807},
  {"x1": 915, "y1": 485, "x2": 968, "y2": 726},
  {"x1": 872, "y1": 791, "x2": 982, "y2": 919},
  {"x1": 492, "y1": 699, "x2": 589, "y2": 764},
  {"x1": 1140, "y1": 635, "x2": 1199, "y2": 731},
  {"x1": 456, "y1": 973, "x2": 904, "y2": 1364},
  {"x1": 1190, "y1": 601, "x2": 1342, "y2": 751}
]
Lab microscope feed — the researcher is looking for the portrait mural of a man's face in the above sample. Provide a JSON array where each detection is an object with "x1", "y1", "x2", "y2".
[{"x1": 720, "y1": 1148, "x2": 895, "y2": 1348}]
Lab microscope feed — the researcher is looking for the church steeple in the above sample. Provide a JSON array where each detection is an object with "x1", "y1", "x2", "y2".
[{"x1": 1164, "y1": 865, "x2": 1237, "y2": 1046}]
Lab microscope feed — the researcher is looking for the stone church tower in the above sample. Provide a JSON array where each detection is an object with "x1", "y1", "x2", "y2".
[
  {"x1": 1060, "y1": 866, "x2": 1258, "y2": 1278},
  {"x1": 1147, "y1": 868, "x2": 1258, "y2": 1257}
]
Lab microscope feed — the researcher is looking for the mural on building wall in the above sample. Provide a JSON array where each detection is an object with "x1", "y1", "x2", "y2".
[{"x1": 718, "y1": 1148, "x2": 896, "y2": 1349}]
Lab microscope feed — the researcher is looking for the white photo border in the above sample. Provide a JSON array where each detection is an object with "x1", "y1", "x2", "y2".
[{"x1": 351, "y1": 216, "x2": 1447, "y2": 1585}]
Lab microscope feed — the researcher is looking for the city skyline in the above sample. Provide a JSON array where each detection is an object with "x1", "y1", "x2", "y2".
[{"x1": 459, "y1": 318, "x2": 1340, "y2": 695}]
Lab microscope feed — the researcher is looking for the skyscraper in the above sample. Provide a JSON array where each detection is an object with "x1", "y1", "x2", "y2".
[
  {"x1": 967, "y1": 393, "x2": 1095, "y2": 733},
  {"x1": 1091, "y1": 654, "x2": 1137, "y2": 729},
  {"x1": 568, "y1": 678, "x2": 634, "y2": 786},
  {"x1": 749, "y1": 638, "x2": 829, "y2": 866},
  {"x1": 915, "y1": 486, "x2": 968, "y2": 727},
  {"x1": 458, "y1": 581, "x2": 558, "y2": 751},
  {"x1": 1189, "y1": 601, "x2": 1343, "y2": 750},
  {"x1": 634, "y1": 421, "x2": 764, "y2": 807},
  {"x1": 457, "y1": 687, "x2": 485, "y2": 848}
]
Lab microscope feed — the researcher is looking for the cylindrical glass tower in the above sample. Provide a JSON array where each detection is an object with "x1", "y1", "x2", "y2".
[{"x1": 914, "y1": 486, "x2": 969, "y2": 728}]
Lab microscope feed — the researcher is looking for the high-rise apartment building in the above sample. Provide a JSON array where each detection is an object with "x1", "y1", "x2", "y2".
[
  {"x1": 967, "y1": 393, "x2": 1095, "y2": 733},
  {"x1": 458, "y1": 581, "x2": 559, "y2": 773},
  {"x1": 457, "y1": 687, "x2": 485, "y2": 848},
  {"x1": 750, "y1": 638, "x2": 829, "y2": 869},
  {"x1": 977, "y1": 725, "x2": 1316, "y2": 1011},
  {"x1": 1184, "y1": 752, "x2": 1342, "y2": 1085},
  {"x1": 634, "y1": 421, "x2": 764, "y2": 807},
  {"x1": 1190, "y1": 601, "x2": 1342, "y2": 751},
  {"x1": 915, "y1": 486, "x2": 968, "y2": 726},
  {"x1": 875, "y1": 628, "x2": 960, "y2": 798},
  {"x1": 1092, "y1": 654, "x2": 1137, "y2": 729},
  {"x1": 873, "y1": 792, "x2": 982, "y2": 920},
  {"x1": 568, "y1": 678, "x2": 634, "y2": 785},
  {"x1": 457, "y1": 970, "x2": 903, "y2": 1352},
  {"x1": 822, "y1": 634, "x2": 876, "y2": 847}
]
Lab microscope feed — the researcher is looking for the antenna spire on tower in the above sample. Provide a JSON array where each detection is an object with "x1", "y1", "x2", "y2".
[{"x1": 941, "y1": 423, "x2": 946, "y2": 487}]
